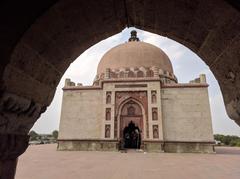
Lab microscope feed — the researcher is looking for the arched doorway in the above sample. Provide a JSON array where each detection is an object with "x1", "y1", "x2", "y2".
[
  {"x1": 119, "y1": 100, "x2": 143, "y2": 149},
  {"x1": 123, "y1": 121, "x2": 141, "y2": 149},
  {"x1": 0, "y1": 1, "x2": 240, "y2": 178}
]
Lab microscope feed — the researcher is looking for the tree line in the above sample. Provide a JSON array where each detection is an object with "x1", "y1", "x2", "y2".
[
  {"x1": 214, "y1": 134, "x2": 240, "y2": 147},
  {"x1": 29, "y1": 130, "x2": 58, "y2": 141}
]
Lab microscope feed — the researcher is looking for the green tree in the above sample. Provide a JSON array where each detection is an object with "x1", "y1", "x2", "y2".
[
  {"x1": 214, "y1": 134, "x2": 240, "y2": 146},
  {"x1": 29, "y1": 130, "x2": 39, "y2": 141},
  {"x1": 52, "y1": 130, "x2": 59, "y2": 139},
  {"x1": 236, "y1": 142, "x2": 240, "y2": 147}
]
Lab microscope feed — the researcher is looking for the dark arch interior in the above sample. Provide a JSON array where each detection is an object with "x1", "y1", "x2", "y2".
[
  {"x1": 123, "y1": 121, "x2": 141, "y2": 149},
  {"x1": 0, "y1": 1, "x2": 239, "y2": 178},
  {"x1": 120, "y1": 99, "x2": 143, "y2": 149}
]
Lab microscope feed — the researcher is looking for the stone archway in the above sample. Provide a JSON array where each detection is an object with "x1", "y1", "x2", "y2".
[
  {"x1": 116, "y1": 95, "x2": 148, "y2": 139},
  {"x1": 117, "y1": 98, "x2": 146, "y2": 149},
  {"x1": 0, "y1": 0, "x2": 239, "y2": 178},
  {"x1": 120, "y1": 101, "x2": 143, "y2": 135}
]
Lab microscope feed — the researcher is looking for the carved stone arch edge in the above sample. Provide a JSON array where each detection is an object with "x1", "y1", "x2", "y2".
[{"x1": 115, "y1": 97, "x2": 148, "y2": 139}]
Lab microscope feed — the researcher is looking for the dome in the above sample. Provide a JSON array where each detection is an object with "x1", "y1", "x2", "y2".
[{"x1": 97, "y1": 31, "x2": 173, "y2": 75}]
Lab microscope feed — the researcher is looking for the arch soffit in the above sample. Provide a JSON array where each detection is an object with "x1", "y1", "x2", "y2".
[{"x1": 1, "y1": 0, "x2": 240, "y2": 133}]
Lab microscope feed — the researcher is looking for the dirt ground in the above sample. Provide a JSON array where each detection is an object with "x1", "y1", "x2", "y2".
[{"x1": 16, "y1": 144, "x2": 240, "y2": 179}]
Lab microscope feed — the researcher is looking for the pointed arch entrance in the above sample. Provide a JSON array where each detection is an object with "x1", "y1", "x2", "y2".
[{"x1": 117, "y1": 98, "x2": 146, "y2": 149}]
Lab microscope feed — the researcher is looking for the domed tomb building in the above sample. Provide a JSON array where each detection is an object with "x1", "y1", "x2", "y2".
[{"x1": 58, "y1": 31, "x2": 214, "y2": 153}]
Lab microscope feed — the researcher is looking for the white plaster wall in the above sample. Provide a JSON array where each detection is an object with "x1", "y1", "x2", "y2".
[
  {"x1": 59, "y1": 90, "x2": 103, "y2": 139},
  {"x1": 161, "y1": 87, "x2": 214, "y2": 142}
]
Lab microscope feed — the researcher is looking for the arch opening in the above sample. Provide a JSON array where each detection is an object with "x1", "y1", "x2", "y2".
[
  {"x1": 1, "y1": 0, "x2": 239, "y2": 136},
  {"x1": 1, "y1": 1, "x2": 240, "y2": 177},
  {"x1": 117, "y1": 98, "x2": 145, "y2": 150}
]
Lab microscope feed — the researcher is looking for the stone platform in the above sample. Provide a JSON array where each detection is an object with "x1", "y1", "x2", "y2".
[{"x1": 16, "y1": 144, "x2": 240, "y2": 179}]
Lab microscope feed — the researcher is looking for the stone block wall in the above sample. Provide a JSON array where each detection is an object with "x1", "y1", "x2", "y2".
[
  {"x1": 161, "y1": 87, "x2": 214, "y2": 142},
  {"x1": 58, "y1": 89, "x2": 103, "y2": 140},
  {"x1": 58, "y1": 140, "x2": 118, "y2": 151}
]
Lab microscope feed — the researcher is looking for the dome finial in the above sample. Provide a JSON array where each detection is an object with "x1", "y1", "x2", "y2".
[{"x1": 128, "y1": 30, "x2": 139, "y2": 42}]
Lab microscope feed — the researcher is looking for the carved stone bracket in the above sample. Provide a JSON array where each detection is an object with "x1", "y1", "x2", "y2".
[
  {"x1": 0, "y1": 92, "x2": 44, "y2": 179},
  {"x1": 0, "y1": 92, "x2": 46, "y2": 134}
]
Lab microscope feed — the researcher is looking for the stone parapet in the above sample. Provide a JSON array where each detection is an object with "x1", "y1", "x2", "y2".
[
  {"x1": 94, "y1": 66, "x2": 177, "y2": 84},
  {"x1": 189, "y1": 74, "x2": 207, "y2": 84},
  {"x1": 162, "y1": 83, "x2": 209, "y2": 88}
]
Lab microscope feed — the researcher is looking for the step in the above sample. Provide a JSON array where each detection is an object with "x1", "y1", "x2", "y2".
[{"x1": 122, "y1": 149, "x2": 144, "y2": 153}]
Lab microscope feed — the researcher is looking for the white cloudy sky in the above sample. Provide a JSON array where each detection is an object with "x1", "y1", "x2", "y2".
[{"x1": 32, "y1": 28, "x2": 240, "y2": 136}]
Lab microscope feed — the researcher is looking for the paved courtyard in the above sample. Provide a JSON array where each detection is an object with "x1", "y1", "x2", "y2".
[{"x1": 16, "y1": 144, "x2": 240, "y2": 179}]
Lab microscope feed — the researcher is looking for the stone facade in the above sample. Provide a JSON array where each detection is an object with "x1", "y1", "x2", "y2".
[
  {"x1": 59, "y1": 89, "x2": 103, "y2": 140},
  {"x1": 0, "y1": 1, "x2": 239, "y2": 178},
  {"x1": 162, "y1": 87, "x2": 213, "y2": 142},
  {"x1": 58, "y1": 76, "x2": 214, "y2": 153},
  {"x1": 58, "y1": 34, "x2": 214, "y2": 153}
]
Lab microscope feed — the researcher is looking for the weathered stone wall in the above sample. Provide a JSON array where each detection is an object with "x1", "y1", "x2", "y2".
[
  {"x1": 161, "y1": 87, "x2": 214, "y2": 142},
  {"x1": 59, "y1": 80, "x2": 165, "y2": 142},
  {"x1": 58, "y1": 89, "x2": 103, "y2": 139},
  {"x1": 0, "y1": 0, "x2": 239, "y2": 178},
  {"x1": 164, "y1": 142, "x2": 215, "y2": 153},
  {"x1": 58, "y1": 140, "x2": 118, "y2": 151},
  {"x1": 58, "y1": 80, "x2": 215, "y2": 153},
  {"x1": 0, "y1": 0, "x2": 238, "y2": 141}
]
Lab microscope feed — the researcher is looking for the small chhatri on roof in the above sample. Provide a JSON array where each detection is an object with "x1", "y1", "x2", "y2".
[{"x1": 128, "y1": 30, "x2": 140, "y2": 42}]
